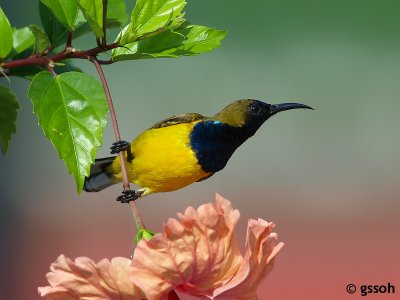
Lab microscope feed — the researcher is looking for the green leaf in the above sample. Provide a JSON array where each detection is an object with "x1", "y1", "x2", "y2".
[
  {"x1": 29, "y1": 25, "x2": 51, "y2": 54},
  {"x1": 39, "y1": 1, "x2": 121, "y2": 48},
  {"x1": 75, "y1": 0, "x2": 103, "y2": 38},
  {"x1": 132, "y1": 0, "x2": 186, "y2": 36},
  {"x1": 39, "y1": 2, "x2": 91, "y2": 48},
  {"x1": 107, "y1": 0, "x2": 128, "y2": 27},
  {"x1": 28, "y1": 71, "x2": 109, "y2": 192},
  {"x1": 12, "y1": 27, "x2": 35, "y2": 54},
  {"x1": 112, "y1": 23, "x2": 227, "y2": 61},
  {"x1": 135, "y1": 228, "x2": 156, "y2": 244},
  {"x1": 0, "y1": 85, "x2": 19, "y2": 155},
  {"x1": 39, "y1": 1, "x2": 69, "y2": 47},
  {"x1": 119, "y1": 0, "x2": 186, "y2": 45},
  {"x1": 0, "y1": 6, "x2": 13, "y2": 58},
  {"x1": 40, "y1": 0, "x2": 82, "y2": 31}
]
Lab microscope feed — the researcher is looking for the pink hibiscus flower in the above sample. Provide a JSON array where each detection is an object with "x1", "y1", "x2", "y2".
[
  {"x1": 39, "y1": 194, "x2": 284, "y2": 300},
  {"x1": 38, "y1": 255, "x2": 145, "y2": 299}
]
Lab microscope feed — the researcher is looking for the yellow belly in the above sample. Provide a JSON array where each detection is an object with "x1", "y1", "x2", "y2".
[{"x1": 109, "y1": 122, "x2": 209, "y2": 194}]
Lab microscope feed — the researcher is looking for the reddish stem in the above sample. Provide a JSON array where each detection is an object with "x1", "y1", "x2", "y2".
[
  {"x1": 130, "y1": 201, "x2": 145, "y2": 231},
  {"x1": 66, "y1": 32, "x2": 73, "y2": 49},
  {"x1": 90, "y1": 57, "x2": 145, "y2": 230},
  {"x1": 3, "y1": 43, "x2": 119, "y2": 71},
  {"x1": 90, "y1": 58, "x2": 129, "y2": 187}
]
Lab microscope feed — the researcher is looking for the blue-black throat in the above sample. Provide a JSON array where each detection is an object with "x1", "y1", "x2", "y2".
[{"x1": 190, "y1": 120, "x2": 258, "y2": 173}]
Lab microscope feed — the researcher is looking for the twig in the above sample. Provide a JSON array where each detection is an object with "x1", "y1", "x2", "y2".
[
  {"x1": 90, "y1": 57, "x2": 145, "y2": 230},
  {"x1": 90, "y1": 57, "x2": 128, "y2": 186},
  {"x1": 66, "y1": 32, "x2": 73, "y2": 49},
  {"x1": 4, "y1": 43, "x2": 119, "y2": 70},
  {"x1": 130, "y1": 201, "x2": 145, "y2": 231}
]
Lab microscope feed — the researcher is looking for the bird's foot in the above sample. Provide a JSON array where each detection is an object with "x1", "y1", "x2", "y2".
[
  {"x1": 117, "y1": 189, "x2": 143, "y2": 203},
  {"x1": 110, "y1": 140, "x2": 130, "y2": 154}
]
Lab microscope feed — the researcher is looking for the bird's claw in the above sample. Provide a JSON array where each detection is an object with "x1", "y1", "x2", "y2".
[
  {"x1": 117, "y1": 190, "x2": 141, "y2": 203},
  {"x1": 111, "y1": 140, "x2": 130, "y2": 154}
]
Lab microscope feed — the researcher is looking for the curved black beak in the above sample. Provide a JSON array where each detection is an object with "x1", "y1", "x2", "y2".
[{"x1": 270, "y1": 102, "x2": 314, "y2": 115}]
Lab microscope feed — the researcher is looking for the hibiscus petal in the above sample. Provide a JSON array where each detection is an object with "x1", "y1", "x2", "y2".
[
  {"x1": 213, "y1": 219, "x2": 284, "y2": 299},
  {"x1": 38, "y1": 255, "x2": 145, "y2": 300},
  {"x1": 173, "y1": 286, "x2": 210, "y2": 300},
  {"x1": 130, "y1": 194, "x2": 242, "y2": 299},
  {"x1": 160, "y1": 290, "x2": 181, "y2": 300}
]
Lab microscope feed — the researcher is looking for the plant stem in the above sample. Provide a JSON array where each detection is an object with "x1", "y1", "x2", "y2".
[
  {"x1": 91, "y1": 58, "x2": 129, "y2": 186},
  {"x1": 90, "y1": 57, "x2": 145, "y2": 231},
  {"x1": 66, "y1": 32, "x2": 73, "y2": 49},
  {"x1": 130, "y1": 201, "x2": 145, "y2": 230},
  {"x1": 3, "y1": 43, "x2": 119, "y2": 71}
]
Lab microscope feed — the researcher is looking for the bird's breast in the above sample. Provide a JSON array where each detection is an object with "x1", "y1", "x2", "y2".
[{"x1": 126, "y1": 121, "x2": 209, "y2": 193}]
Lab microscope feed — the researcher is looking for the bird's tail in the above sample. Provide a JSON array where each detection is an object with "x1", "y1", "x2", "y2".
[{"x1": 84, "y1": 157, "x2": 117, "y2": 192}]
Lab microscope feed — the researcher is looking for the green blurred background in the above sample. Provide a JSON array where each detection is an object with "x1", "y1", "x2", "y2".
[{"x1": 1, "y1": 0, "x2": 400, "y2": 299}]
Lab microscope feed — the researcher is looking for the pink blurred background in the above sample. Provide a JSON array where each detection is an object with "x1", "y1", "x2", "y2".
[{"x1": 1, "y1": 0, "x2": 400, "y2": 299}]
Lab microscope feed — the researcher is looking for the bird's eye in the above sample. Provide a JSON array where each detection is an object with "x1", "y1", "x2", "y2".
[{"x1": 250, "y1": 104, "x2": 261, "y2": 114}]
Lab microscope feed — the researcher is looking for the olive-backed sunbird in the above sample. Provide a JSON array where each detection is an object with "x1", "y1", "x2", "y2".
[{"x1": 84, "y1": 99, "x2": 312, "y2": 201}]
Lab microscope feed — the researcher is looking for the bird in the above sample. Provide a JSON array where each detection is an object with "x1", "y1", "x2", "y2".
[{"x1": 83, "y1": 99, "x2": 312, "y2": 202}]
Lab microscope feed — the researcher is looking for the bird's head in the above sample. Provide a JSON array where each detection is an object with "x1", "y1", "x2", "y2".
[{"x1": 215, "y1": 99, "x2": 313, "y2": 133}]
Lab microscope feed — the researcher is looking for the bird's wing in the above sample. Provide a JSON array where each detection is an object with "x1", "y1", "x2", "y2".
[
  {"x1": 90, "y1": 156, "x2": 116, "y2": 175},
  {"x1": 150, "y1": 113, "x2": 205, "y2": 129}
]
